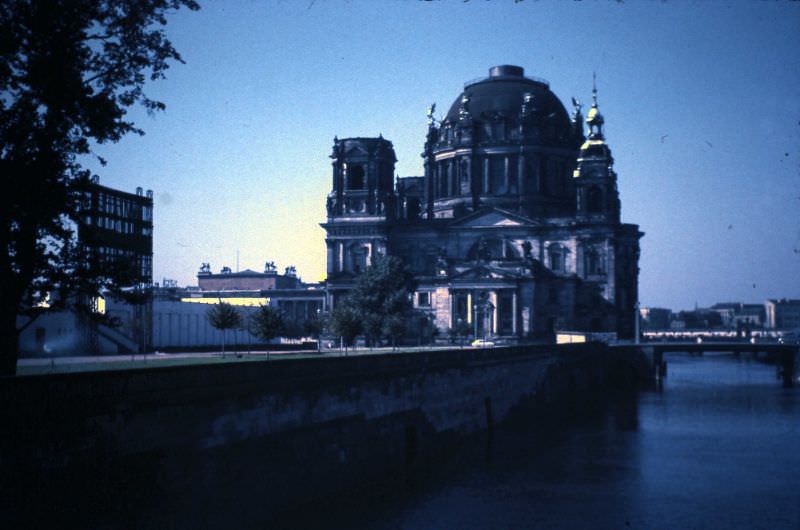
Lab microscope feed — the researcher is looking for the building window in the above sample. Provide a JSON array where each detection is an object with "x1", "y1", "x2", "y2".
[
  {"x1": 548, "y1": 244, "x2": 564, "y2": 272},
  {"x1": 350, "y1": 246, "x2": 368, "y2": 273},
  {"x1": 348, "y1": 164, "x2": 365, "y2": 190},
  {"x1": 585, "y1": 248, "x2": 602, "y2": 275},
  {"x1": 417, "y1": 292, "x2": 430, "y2": 307},
  {"x1": 587, "y1": 186, "x2": 603, "y2": 213}
]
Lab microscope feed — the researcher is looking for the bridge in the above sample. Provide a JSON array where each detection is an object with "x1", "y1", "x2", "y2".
[{"x1": 629, "y1": 341, "x2": 799, "y2": 388}]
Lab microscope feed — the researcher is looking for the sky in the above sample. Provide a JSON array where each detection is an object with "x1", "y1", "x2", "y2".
[{"x1": 84, "y1": 0, "x2": 800, "y2": 312}]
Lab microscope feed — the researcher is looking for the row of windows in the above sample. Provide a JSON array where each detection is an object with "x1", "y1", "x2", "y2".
[
  {"x1": 85, "y1": 215, "x2": 152, "y2": 235},
  {"x1": 91, "y1": 247, "x2": 152, "y2": 280},
  {"x1": 548, "y1": 245, "x2": 605, "y2": 275},
  {"x1": 91, "y1": 192, "x2": 153, "y2": 221},
  {"x1": 431, "y1": 156, "x2": 570, "y2": 198},
  {"x1": 337, "y1": 162, "x2": 395, "y2": 192}
]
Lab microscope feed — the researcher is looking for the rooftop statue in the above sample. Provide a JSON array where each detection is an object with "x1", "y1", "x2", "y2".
[{"x1": 426, "y1": 103, "x2": 437, "y2": 126}]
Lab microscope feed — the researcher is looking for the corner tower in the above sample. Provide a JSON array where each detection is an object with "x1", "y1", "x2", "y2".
[
  {"x1": 322, "y1": 137, "x2": 397, "y2": 282},
  {"x1": 573, "y1": 77, "x2": 620, "y2": 223}
]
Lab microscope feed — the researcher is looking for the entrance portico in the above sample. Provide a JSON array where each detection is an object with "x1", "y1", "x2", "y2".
[{"x1": 448, "y1": 283, "x2": 519, "y2": 339}]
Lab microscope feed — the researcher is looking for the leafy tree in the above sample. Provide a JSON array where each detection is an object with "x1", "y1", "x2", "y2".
[
  {"x1": 328, "y1": 301, "x2": 361, "y2": 353},
  {"x1": 345, "y1": 254, "x2": 417, "y2": 347},
  {"x1": 0, "y1": 0, "x2": 199, "y2": 375},
  {"x1": 251, "y1": 305, "x2": 284, "y2": 358},
  {"x1": 237, "y1": 310, "x2": 257, "y2": 356},
  {"x1": 206, "y1": 302, "x2": 241, "y2": 357},
  {"x1": 383, "y1": 314, "x2": 407, "y2": 350},
  {"x1": 449, "y1": 318, "x2": 470, "y2": 348}
]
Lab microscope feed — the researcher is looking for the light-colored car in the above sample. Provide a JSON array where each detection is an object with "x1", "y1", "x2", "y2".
[{"x1": 471, "y1": 339, "x2": 495, "y2": 348}]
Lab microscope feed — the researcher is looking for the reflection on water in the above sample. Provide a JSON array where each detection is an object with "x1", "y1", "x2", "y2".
[{"x1": 282, "y1": 354, "x2": 800, "y2": 530}]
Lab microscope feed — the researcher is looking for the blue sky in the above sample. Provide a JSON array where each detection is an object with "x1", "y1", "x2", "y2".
[{"x1": 86, "y1": 0, "x2": 800, "y2": 311}]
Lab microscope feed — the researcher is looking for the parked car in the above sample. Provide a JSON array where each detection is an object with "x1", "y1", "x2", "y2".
[{"x1": 471, "y1": 339, "x2": 495, "y2": 348}]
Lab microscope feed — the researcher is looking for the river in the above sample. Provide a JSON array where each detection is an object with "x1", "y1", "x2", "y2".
[{"x1": 281, "y1": 353, "x2": 800, "y2": 529}]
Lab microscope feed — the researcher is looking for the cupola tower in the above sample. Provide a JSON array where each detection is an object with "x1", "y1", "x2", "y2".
[{"x1": 573, "y1": 75, "x2": 620, "y2": 223}]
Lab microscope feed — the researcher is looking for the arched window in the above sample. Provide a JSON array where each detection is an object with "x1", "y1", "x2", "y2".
[
  {"x1": 459, "y1": 159, "x2": 470, "y2": 195},
  {"x1": 548, "y1": 243, "x2": 565, "y2": 272},
  {"x1": 350, "y1": 245, "x2": 368, "y2": 273},
  {"x1": 585, "y1": 248, "x2": 602, "y2": 275},
  {"x1": 587, "y1": 186, "x2": 603, "y2": 213},
  {"x1": 348, "y1": 164, "x2": 365, "y2": 190}
]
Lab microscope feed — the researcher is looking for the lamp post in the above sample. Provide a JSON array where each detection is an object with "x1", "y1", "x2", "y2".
[{"x1": 316, "y1": 308, "x2": 322, "y2": 353}]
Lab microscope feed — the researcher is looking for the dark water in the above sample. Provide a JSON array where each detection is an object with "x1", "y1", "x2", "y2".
[{"x1": 287, "y1": 354, "x2": 800, "y2": 530}]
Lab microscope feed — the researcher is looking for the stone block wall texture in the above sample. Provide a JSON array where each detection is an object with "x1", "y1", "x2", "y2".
[{"x1": 0, "y1": 343, "x2": 647, "y2": 528}]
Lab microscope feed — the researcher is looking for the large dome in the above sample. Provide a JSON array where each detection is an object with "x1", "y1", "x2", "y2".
[{"x1": 444, "y1": 65, "x2": 572, "y2": 140}]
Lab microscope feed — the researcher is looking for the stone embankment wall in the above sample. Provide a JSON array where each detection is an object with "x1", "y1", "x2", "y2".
[{"x1": 0, "y1": 343, "x2": 648, "y2": 528}]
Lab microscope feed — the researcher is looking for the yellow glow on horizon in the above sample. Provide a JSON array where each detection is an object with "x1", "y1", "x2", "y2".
[{"x1": 180, "y1": 297, "x2": 271, "y2": 307}]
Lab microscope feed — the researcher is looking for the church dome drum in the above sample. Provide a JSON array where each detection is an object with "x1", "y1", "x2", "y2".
[{"x1": 425, "y1": 66, "x2": 584, "y2": 219}]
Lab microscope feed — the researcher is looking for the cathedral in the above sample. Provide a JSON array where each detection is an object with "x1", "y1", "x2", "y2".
[{"x1": 322, "y1": 65, "x2": 642, "y2": 341}]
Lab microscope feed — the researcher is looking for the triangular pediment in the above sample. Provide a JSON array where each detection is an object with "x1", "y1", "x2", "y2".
[
  {"x1": 345, "y1": 145, "x2": 370, "y2": 157},
  {"x1": 450, "y1": 207, "x2": 537, "y2": 228}
]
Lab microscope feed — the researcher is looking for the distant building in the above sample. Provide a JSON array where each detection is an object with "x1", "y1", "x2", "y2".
[
  {"x1": 18, "y1": 180, "x2": 154, "y2": 355},
  {"x1": 134, "y1": 262, "x2": 328, "y2": 351},
  {"x1": 78, "y1": 179, "x2": 154, "y2": 285},
  {"x1": 197, "y1": 262, "x2": 302, "y2": 291},
  {"x1": 765, "y1": 299, "x2": 800, "y2": 330},
  {"x1": 673, "y1": 309, "x2": 723, "y2": 329},
  {"x1": 322, "y1": 65, "x2": 642, "y2": 341},
  {"x1": 640, "y1": 307, "x2": 671, "y2": 330},
  {"x1": 192, "y1": 262, "x2": 325, "y2": 323},
  {"x1": 710, "y1": 302, "x2": 765, "y2": 328}
]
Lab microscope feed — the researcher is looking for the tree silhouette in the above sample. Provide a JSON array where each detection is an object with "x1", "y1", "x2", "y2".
[
  {"x1": 0, "y1": 0, "x2": 199, "y2": 375},
  {"x1": 250, "y1": 305, "x2": 284, "y2": 359},
  {"x1": 328, "y1": 301, "x2": 362, "y2": 354},
  {"x1": 345, "y1": 255, "x2": 416, "y2": 347},
  {"x1": 206, "y1": 302, "x2": 241, "y2": 358}
]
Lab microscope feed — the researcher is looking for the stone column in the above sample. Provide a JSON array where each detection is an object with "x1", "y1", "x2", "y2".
[
  {"x1": 490, "y1": 291, "x2": 498, "y2": 334},
  {"x1": 512, "y1": 291, "x2": 518, "y2": 335},
  {"x1": 503, "y1": 156, "x2": 509, "y2": 193},
  {"x1": 446, "y1": 160, "x2": 453, "y2": 197},
  {"x1": 449, "y1": 292, "x2": 455, "y2": 329},
  {"x1": 483, "y1": 158, "x2": 490, "y2": 194}
]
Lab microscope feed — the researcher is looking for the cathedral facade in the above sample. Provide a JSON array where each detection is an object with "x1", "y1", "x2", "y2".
[{"x1": 322, "y1": 65, "x2": 642, "y2": 340}]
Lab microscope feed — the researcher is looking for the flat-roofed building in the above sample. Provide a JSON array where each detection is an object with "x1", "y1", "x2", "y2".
[{"x1": 765, "y1": 299, "x2": 800, "y2": 330}]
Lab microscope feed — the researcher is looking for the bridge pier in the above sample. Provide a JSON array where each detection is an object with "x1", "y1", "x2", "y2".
[
  {"x1": 634, "y1": 342, "x2": 798, "y2": 388},
  {"x1": 778, "y1": 349, "x2": 796, "y2": 388}
]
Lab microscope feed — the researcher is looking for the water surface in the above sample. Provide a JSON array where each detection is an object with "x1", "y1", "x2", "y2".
[{"x1": 284, "y1": 354, "x2": 800, "y2": 529}]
